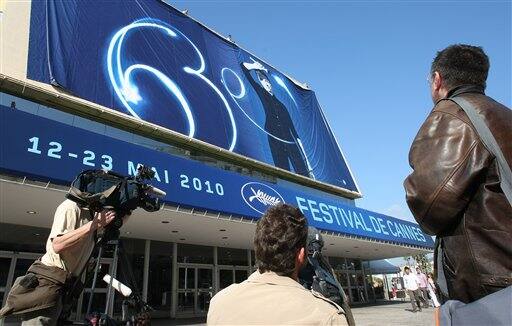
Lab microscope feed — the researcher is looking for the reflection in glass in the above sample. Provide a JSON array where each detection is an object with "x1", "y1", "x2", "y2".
[
  {"x1": 251, "y1": 250, "x2": 256, "y2": 268},
  {"x1": 346, "y1": 259, "x2": 362, "y2": 270},
  {"x1": 81, "y1": 292, "x2": 107, "y2": 315},
  {"x1": 357, "y1": 273, "x2": 365, "y2": 287},
  {"x1": 329, "y1": 257, "x2": 347, "y2": 270},
  {"x1": 177, "y1": 244, "x2": 213, "y2": 264},
  {"x1": 177, "y1": 292, "x2": 194, "y2": 313},
  {"x1": 350, "y1": 273, "x2": 357, "y2": 285},
  {"x1": 219, "y1": 269, "x2": 233, "y2": 289},
  {"x1": 179, "y1": 268, "x2": 195, "y2": 290},
  {"x1": 218, "y1": 247, "x2": 247, "y2": 266},
  {"x1": 197, "y1": 291, "x2": 211, "y2": 312},
  {"x1": 350, "y1": 288, "x2": 360, "y2": 303},
  {"x1": 235, "y1": 270, "x2": 247, "y2": 284},
  {"x1": 148, "y1": 241, "x2": 173, "y2": 317},
  {"x1": 335, "y1": 271, "x2": 348, "y2": 287},
  {"x1": 0, "y1": 258, "x2": 11, "y2": 285},
  {"x1": 197, "y1": 269, "x2": 212, "y2": 289}
]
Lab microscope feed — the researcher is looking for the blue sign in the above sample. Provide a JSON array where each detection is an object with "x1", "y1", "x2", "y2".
[
  {"x1": 26, "y1": 0, "x2": 359, "y2": 192},
  {"x1": 0, "y1": 106, "x2": 433, "y2": 248}
]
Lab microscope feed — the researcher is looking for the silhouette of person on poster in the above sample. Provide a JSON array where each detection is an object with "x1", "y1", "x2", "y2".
[{"x1": 241, "y1": 59, "x2": 312, "y2": 177}]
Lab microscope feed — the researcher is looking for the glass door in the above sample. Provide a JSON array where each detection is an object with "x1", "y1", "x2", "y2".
[
  {"x1": 177, "y1": 266, "x2": 195, "y2": 315},
  {"x1": 177, "y1": 265, "x2": 213, "y2": 316},
  {"x1": 0, "y1": 256, "x2": 13, "y2": 307},
  {"x1": 218, "y1": 266, "x2": 249, "y2": 291},
  {"x1": 218, "y1": 268, "x2": 234, "y2": 290},
  {"x1": 349, "y1": 271, "x2": 367, "y2": 303},
  {"x1": 196, "y1": 268, "x2": 213, "y2": 314}
]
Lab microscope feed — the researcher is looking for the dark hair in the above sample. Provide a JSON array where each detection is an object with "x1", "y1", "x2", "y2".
[
  {"x1": 431, "y1": 44, "x2": 489, "y2": 90},
  {"x1": 254, "y1": 203, "x2": 308, "y2": 277},
  {"x1": 404, "y1": 266, "x2": 410, "y2": 271}
]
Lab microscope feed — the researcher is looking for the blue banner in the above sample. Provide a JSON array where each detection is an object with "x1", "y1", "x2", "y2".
[
  {"x1": 27, "y1": 0, "x2": 359, "y2": 192},
  {"x1": 0, "y1": 106, "x2": 433, "y2": 248}
]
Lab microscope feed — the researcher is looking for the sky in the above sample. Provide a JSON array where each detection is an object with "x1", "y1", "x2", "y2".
[{"x1": 168, "y1": 0, "x2": 512, "y2": 223}]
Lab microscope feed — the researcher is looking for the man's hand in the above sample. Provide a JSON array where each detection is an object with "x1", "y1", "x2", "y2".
[
  {"x1": 91, "y1": 210, "x2": 116, "y2": 230},
  {"x1": 242, "y1": 58, "x2": 268, "y2": 72},
  {"x1": 53, "y1": 210, "x2": 114, "y2": 255}
]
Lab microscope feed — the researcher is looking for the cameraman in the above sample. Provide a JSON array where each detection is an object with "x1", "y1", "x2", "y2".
[{"x1": 0, "y1": 199, "x2": 122, "y2": 325}]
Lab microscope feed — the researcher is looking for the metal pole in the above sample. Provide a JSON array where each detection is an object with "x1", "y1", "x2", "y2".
[
  {"x1": 171, "y1": 242, "x2": 178, "y2": 318},
  {"x1": 142, "y1": 239, "x2": 150, "y2": 302},
  {"x1": 87, "y1": 246, "x2": 104, "y2": 316},
  {"x1": 362, "y1": 261, "x2": 369, "y2": 303},
  {"x1": 213, "y1": 247, "x2": 219, "y2": 295},
  {"x1": 105, "y1": 242, "x2": 119, "y2": 315}
]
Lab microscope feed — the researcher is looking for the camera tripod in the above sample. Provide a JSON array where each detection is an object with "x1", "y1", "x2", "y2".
[
  {"x1": 79, "y1": 224, "x2": 150, "y2": 325},
  {"x1": 86, "y1": 232, "x2": 122, "y2": 317}
]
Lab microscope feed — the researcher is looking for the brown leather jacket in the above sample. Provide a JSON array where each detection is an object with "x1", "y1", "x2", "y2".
[{"x1": 404, "y1": 85, "x2": 512, "y2": 304}]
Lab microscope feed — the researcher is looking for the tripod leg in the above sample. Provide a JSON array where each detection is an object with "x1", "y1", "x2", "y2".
[
  {"x1": 105, "y1": 242, "x2": 120, "y2": 315},
  {"x1": 86, "y1": 246, "x2": 104, "y2": 317}
]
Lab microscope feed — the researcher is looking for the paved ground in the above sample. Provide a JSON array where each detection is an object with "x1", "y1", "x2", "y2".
[
  {"x1": 352, "y1": 301, "x2": 435, "y2": 326},
  {"x1": 151, "y1": 301, "x2": 435, "y2": 325},
  {"x1": 1, "y1": 301, "x2": 434, "y2": 325}
]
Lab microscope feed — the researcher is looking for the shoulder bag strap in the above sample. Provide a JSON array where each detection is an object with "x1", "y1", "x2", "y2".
[{"x1": 447, "y1": 96, "x2": 512, "y2": 207}]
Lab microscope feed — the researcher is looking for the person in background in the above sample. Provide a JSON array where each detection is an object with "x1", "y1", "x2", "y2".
[
  {"x1": 427, "y1": 273, "x2": 440, "y2": 308},
  {"x1": 403, "y1": 266, "x2": 428, "y2": 313},
  {"x1": 391, "y1": 281, "x2": 397, "y2": 299},
  {"x1": 416, "y1": 267, "x2": 430, "y2": 308}
]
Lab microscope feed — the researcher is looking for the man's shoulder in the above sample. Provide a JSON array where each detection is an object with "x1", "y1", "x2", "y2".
[
  {"x1": 209, "y1": 280, "x2": 252, "y2": 309},
  {"x1": 309, "y1": 289, "x2": 344, "y2": 314},
  {"x1": 210, "y1": 282, "x2": 243, "y2": 302},
  {"x1": 433, "y1": 93, "x2": 511, "y2": 125},
  {"x1": 275, "y1": 287, "x2": 346, "y2": 324},
  {"x1": 58, "y1": 199, "x2": 80, "y2": 211},
  {"x1": 433, "y1": 99, "x2": 471, "y2": 123},
  {"x1": 53, "y1": 200, "x2": 86, "y2": 225},
  {"x1": 209, "y1": 279, "x2": 346, "y2": 325},
  {"x1": 210, "y1": 275, "x2": 341, "y2": 311}
]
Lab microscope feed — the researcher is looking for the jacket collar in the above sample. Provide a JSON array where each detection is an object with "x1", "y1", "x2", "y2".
[
  {"x1": 446, "y1": 84, "x2": 485, "y2": 98},
  {"x1": 435, "y1": 84, "x2": 485, "y2": 107},
  {"x1": 247, "y1": 270, "x2": 303, "y2": 289}
]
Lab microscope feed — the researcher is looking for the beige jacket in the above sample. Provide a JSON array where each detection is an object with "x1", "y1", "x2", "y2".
[{"x1": 207, "y1": 271, "x2": 347, "y2": 325}]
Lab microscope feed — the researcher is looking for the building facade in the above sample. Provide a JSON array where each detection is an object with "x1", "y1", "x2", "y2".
[{"x1": 0, "y1": 0, "x2": 433, "y2": 321}]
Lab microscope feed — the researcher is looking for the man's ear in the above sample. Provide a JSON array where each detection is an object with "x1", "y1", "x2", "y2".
[
  {"x1": 297, "y1": 247, "x2": 306, "y2": 266},
  {"x1": 433, "y1": 71, "x2": 443, "y2": 91}
]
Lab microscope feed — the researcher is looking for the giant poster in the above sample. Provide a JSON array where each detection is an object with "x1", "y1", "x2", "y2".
[{"x1": 27, "y1": 0, "x2": 359, "y2": 193}]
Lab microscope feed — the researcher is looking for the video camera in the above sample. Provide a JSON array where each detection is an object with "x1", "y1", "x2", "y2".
[
  {"x1": 66, "y1": 165, "x2": 166, "y2": 240},
  {"x1": 299, "y1": 227, "x2": 356, "y2": 326}
]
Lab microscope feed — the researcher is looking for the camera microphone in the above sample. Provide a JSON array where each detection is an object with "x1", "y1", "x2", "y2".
[
  {"x1": 147, "y1": 185, "x2": 166, "y2": 197},
  {"x1": 103, "y1": 274, "x2": 132, "y2": 297}
]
